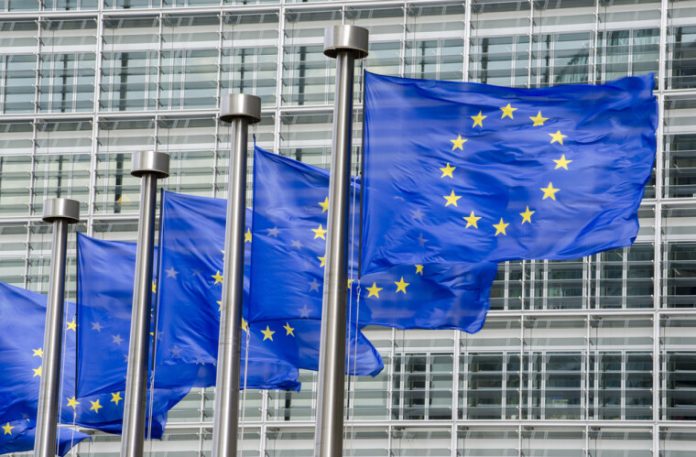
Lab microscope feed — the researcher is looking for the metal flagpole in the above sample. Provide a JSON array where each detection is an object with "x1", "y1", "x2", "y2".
[
  {"x1": 121, "y1": 151, "x2": 169, "y2": 457},
  {"x1": 315, "y1": 25, "x2": 368, "y2": 457},
  {"x1": 34, "y1": 198, "x2": 80, "y2": 457},
  {"x1": 211, "y1": 93, "x2": 261, "y2": 457}
]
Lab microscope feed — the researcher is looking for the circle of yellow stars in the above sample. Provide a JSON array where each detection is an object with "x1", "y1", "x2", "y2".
[{"x1": 438, "y1": 104, "x2": 569, "y2": 237}]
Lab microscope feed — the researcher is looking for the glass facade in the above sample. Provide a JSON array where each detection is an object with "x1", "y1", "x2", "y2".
[{"x1": 0, "y1": 0, "x2": 695, "y2": 455}]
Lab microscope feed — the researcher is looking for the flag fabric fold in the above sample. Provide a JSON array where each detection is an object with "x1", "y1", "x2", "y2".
[
  {"x1": 361, "y1": 72, "x2": 657, "y2": 273},
  {"x1": 76, "y1": 233, "x2": 302, "y2": 393},
  {"x1": 155, "y1": 190, "x2": 384, "y2": 379},
  {"x1": 250, "y1": 146, "x2": 498, "y2": 332}
]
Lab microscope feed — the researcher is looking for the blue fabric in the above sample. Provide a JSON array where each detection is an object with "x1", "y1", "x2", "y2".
[
  {"x1": 155, "y1": 190, "x2": 383, "y2": 379},
  {"x1": 250, "y1": 146, "x2": 498, "y2": 332},
  {"x1": 75, "y1": 234, "x2": 194, "y2": 438},
  {"x1": 77, "y1": 233, "x2": 301, "y2": 393},
  {"x1": 0, "y1": 280, "x2": 174, "y2": 452},
  {"x1": 361, "y1": 72, "x2": 658, "y2": 273}
]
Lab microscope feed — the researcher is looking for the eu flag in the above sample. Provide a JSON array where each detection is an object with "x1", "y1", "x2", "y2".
[
  {"x1": 361, "y1": 72, "x2": 657, "y2": 273},
  {"x1": 250, "y1": 146, "x2": 498, "y2": 332},
  {"x1": 76, "y1": 233, "x2": 301, "y2": 392},
  {"x1": 156, "y1": 190, "x2": 383, "y2": 378},
  {"x1": 0, "y1": 282, "x2": 88, "y2": 455}
]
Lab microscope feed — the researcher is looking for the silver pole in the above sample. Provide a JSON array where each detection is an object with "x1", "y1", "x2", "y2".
[
  {"x1": 211, "y1": 93, "x2": 261, "y2": 457},
  {"x1": 315, "y1": 25, "x2": 368, "y2": 457},
  {"x1": 35, "y1": 198, "x2": 79, "y2": 457},
  {"x1": 121, "y1": 151, "x2": 169, "y2": 457}
]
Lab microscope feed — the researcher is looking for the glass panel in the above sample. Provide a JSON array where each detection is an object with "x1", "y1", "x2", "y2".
[
  {"x1": 282, "y1": 9, "x2": 341, "y2": 106},
  {"x1": 221, "y1": 11, "x2": 279, "y2": 108}
]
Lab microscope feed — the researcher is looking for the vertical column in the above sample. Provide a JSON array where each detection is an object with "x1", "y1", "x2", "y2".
[
  {"x1": 121, "y1": 151, "x2": 169, "y2": 457},
  {"x1": 211, "y1": 93, "x2": 261, "y2": 457},
  {"x1": 315, "y1": 25, "x2": 368, "y2": 457},
  {"x1": 35, "y1": 198, "x2": 80, "y2": 457}
]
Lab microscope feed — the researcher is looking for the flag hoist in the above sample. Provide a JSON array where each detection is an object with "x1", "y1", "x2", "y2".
[
  {"x1": 121, "y1": 151, "x2": 170, "y2": 457},
  {"x1": 34, "y1": 198, "x2": 80, "y2": 457},
  {"x1": 315, "y1": 24, "x2": 369, "y2": 457},
  {"x1": 211, "y1": 93, "x2": 261, "y2": 457}
]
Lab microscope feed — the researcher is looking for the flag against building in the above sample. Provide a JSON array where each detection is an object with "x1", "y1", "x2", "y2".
[
  {"x1": 155, "y1": 190, "x2": 384, "y2": 378},
  {"x1": 0, "y1": 280, "x2": 184, "y2": 455},
  {"x1": 76, "y1": 233, "x2": 303, "y2": 393},
  {"x1": 250, "y1": 146, "x2": 498, "y2": 332},
  {"x1": 360, "y1": 72, "x2": 657, "y2": 273}
]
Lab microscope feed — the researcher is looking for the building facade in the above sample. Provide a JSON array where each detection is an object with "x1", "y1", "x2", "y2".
[{"x1": 0, "y1": 0, "x2": 694, "y2": 455}]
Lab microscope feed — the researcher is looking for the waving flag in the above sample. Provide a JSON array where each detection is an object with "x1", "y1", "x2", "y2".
[
  {"x1": 250, "y1": 146, "x2": 497, "y2": 332},
  {"x1": 361, "y1": 72, "x2": 657, "y2": 273}
]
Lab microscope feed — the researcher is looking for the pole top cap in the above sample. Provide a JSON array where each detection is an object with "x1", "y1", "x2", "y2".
[
  {"x1": 219, "y1": 93, "x2": 262, "y2": 124},
  {"x1": 131, "y1": 150, "x2": 170, "y2": 178},
  {"x1": 324, "y1": 25, "x2": 369, "y2": 59},
  {"x1": 42, "y1": 198, "x2": 80, "y2": 223}
]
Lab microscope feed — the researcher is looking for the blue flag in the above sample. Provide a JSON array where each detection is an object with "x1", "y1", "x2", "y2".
[
  {"x1": 155, "y1": 190, "x2": 383, "y2": 379},
  {"x1": 250, "y1": 146, "x2": 498, "y2": 332},
  {"x1": 77, "y1": 229, "x2": 301, "y2": 391},
  {"x1": 75, "y1": 234, "x2": 195, "y2": 438},
  {"x1": 0, "y1": 282, "x2": 89, "y2": 455},
  {"x1": 361, "y1": 72, "x2": 657, "y2": 273}
]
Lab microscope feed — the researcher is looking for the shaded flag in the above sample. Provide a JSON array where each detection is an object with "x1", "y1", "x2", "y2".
[
  {"x1": 0, "y1": 282, "x2": 89, "y2": 455},
  {"x1": 0, "y1": 422, "x2": 86, "y2": 457},
  {"x1": 361, "y1": 72, "x2": 657, "y2": 272},
  {"x1": 77, "y1": 233, "x2": 302, "y2": 392},
  {"x1": 250, "y1": 146, "x2": 498, "y2": 332},
  {"x1": 155, "y1": 190, "x2": 383, "y2": 380}
]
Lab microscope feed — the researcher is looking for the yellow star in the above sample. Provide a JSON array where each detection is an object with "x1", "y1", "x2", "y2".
[
  {"x1": 520, "y1": 206, "x2": 535, "y2": 224},
  {"x1": 241, "y1": 318, "x2": 249, "y2": 333},
  {"x1": 283, "y1": 322, "x2": 295, "y2": 337},
  {"x1": 471, "y1": 111, "x2": 487, "y2": 128},
  {"x1": 66, "y1": 319, "x2": 77, "y2": 331},
  {"x1": 463, "y1": 210, "x2": 481, "y2": 229},
  {"x1": 33, "y1": 366, "x2": 42, "y2": 377},
  {"x1": 394, "y1": 277, "x2": 410, "y2": 294},
  {"x1": 493, "y1": 218, "x2": 509, "y2": 236},
  {"x1": 500, "y1": 103, "x2": 517, "y2": 119},
  {"x1": 244, "y1": 228, "x2": 252, "y2": 243},
  {"x1": 2, "y1": 423, "x2": 13, "y2": 435},
  {"x1": 450, "y1": 134, "x2": 468, "y2": 151},
  {"x1": 212, "y1": 270, "x2": 224, "y2": 285},
  {"x1": 67, "y1": 396, "x2": 79, "y2": 410},
  {"x1": 261, "y1": 325, "x2": 275, "y2": 341},
  {"x1": 312, "y1": 224, "x2": 327, "y2": 240},
  {"x1": 318, "y1": 255, "x2": 326, "y2": 267},
  {"x1": 415, "y1": 264, "x2": 424, "y2": 275},
  {"x1": 151, "y1": 280, "x2": 157, "y2": 293},
  {"x1": 553, "y1": 154, "x2": 572, "y2": 170},
  {"x1": 440, "y1": 163, "x2": 456, "y2": 178},
  {"x1": 217, "y1": 300, "x2": 223, "y2": 312},
  {"x1": 32, "y1": 348, "x2": 43, "y2": 358},
  {"x1": 319, "y1": 197, "x2": 329, "y2": 213},
  {"x1": 549, "y1": 130, "x2": 566, "y2": 145},
  {"x1": 110, "y1": 392, "x2": 123, "y2": 406},
  {"x1": 530, "y1": 111, "x2": 548, "y2": 127},
  {"x1": 366, "y1": 282, "x2": 383, "y2": 298},
  {"x1": 443, "y1": 190, "x2": 461, "y2": 207},
  {"x1": 541, "y1": 182, "x2": 560, "y2": 200},
  {"x1": 347, "y1": 278, "x2": 354, "y2": 289},
  {"x1": 90, "y1": 399, "x2": 102, "y2": 413}
]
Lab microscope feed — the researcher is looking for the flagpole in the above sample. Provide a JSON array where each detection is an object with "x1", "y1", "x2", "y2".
[
  {"x1": 121, "y1": 151, "x2": 169, "y2": 457},
  {"x1": 315, "y1": 25, "x2": 368, "y2": 457},
  {"x1": 211, "y1": 93, "x2": 261, "y2": 457},
  {"x1": 35, "y1": 198, "x2": 80, "y2": 457}
]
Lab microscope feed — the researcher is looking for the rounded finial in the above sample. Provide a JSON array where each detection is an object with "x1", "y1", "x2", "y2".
[
  {"x1": 219, "y1": 93, "x2": 262, "y2": 124},
  {"x1": 131, "y1": 150, "x2": 170, "y2": 179},
  {"x1": 42, "y1": 198, "x2": 80, "y2": 223},
  {"x1": 323, "y1": 25, "x2": 369, "y2": 59}
]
